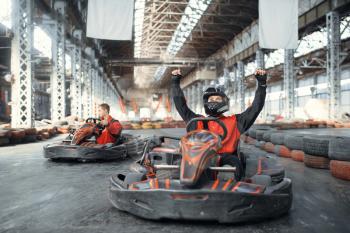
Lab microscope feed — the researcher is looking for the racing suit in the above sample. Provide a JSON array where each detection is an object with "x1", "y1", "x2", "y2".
[{"x1": 96, "y1": 115, "x2": 123, "y2": 144}]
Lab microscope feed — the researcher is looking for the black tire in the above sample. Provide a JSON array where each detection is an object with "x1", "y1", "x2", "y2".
[
  {"x1": 248, "y1": 128, "x2": 257, "y2": 139},
  {"x1": 256, "y1": 130, "x2": 268, "y2": 141},
  {"x1": 262, "y1": 131, "x2": 273, "y2": 142},
  {"x1": 0, "y1": 137, "x2": 10, "y2": 146},
  {"x1": 23, "y1": 134, "x2": 37, "y2": 143},
  {"x1": 303, "y1": 136, "x2": 332, "y2": 157},
  {"x1": 284, "y1": 134, "x2": 304, "y2": 150},
  {"x1": 270, "y1": 132, "x2": 285, "y2": 145},
  {"x1": 220, "y1": 155, "x2": 243, "y2": 181},
  {"x1": 329, "y1": 136, "x2": 350, "y2": 161}
]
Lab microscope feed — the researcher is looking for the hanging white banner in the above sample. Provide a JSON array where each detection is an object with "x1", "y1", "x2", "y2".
[
  {"x1": 259, "y1": 0, "x2": 298, "y2": 49},
  {"x1": 87, "y1": 0, "x2": 134, "y2": 40}
]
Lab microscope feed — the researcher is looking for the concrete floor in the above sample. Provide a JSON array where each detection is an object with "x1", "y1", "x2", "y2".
[{"x1": 0, "y1": 128, "x2": 349, "y2": 233}]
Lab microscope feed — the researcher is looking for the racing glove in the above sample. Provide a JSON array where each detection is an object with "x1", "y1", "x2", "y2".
[{"x1": 255, "y1": 73, "x2": 267, "y2": 87}]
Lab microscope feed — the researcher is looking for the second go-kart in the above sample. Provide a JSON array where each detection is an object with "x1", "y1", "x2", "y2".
[
  {"x1": 44, "y1": 118, "x2": 145, "y2": 162},
  {"x1": 109, "y1": 117, "x2": 292, "y2": 223}
]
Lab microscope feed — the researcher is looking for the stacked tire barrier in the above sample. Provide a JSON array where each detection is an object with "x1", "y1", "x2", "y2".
[
  {"x1": 242, "y1": 124, "x2": 350, "y2": 181},
  {"x1": 329, "y1": 137, "x2": 350, "y2": 181},
  {"x1": 121, "y1": 121, "x2": 187, "y2": 130},
  {"x1": 302, "y1": 136, "x2": 331, "y2": 169}
]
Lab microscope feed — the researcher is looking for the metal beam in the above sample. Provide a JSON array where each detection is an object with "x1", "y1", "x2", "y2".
[
  {"x1": 109, "y1": 58, "x2": 217, "y2": 67},
  {"x1": 283, "y1": 49, "x2": 295, "y2": 119},
  {"x1": 51, "y1": 1, "x2": 66, "y2": 122},
  {"x1": 71, "y1": 30, "x2": 83, "y2": 118},
  {"x1": 237, "y1": 61, "x2": 245, "y2": 112},
  {"x1": 11, "y1": 0, "x2": 34, "y2": 128},
  {"x1": 327, "y1": 11, "x2": 341, "y2": 119}
]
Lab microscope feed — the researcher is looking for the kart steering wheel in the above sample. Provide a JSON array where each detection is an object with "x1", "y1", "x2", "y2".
[
  {"x1": 186, "y1": 117, "x2": 228, "y2": 142},
  {"x1": 85, "y1": 117, "x2": 104, "y2": 131},
  {"x1": 85, "y1": 118, "x2": 101, "y2": 124}
]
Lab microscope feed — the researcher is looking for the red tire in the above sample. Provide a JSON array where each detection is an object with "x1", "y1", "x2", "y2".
[
  {"x1": 278, "y1": 145, "x2": 291, "y2": 158},
  {"x1": 304, "y1": 154, "x2": 330, "y2": 169},
  {"x1": 24, "y1": 128, "x2": 37, "y2": 135},
  {"x1": 246, "y1": 136, "x2": 256, "y2": 145},
  {"x1": 10, "y1": 130, "x2": 26, "y2": 139},
  {"x1": 291, "y1": 150, "x2": 304, "y2": 162},
  {"x1": 330, "y1": 160, "x2": 350, "y2": 181},
  {"x1": 41, "y1": 132, "x2": 50, "y2": 139}
]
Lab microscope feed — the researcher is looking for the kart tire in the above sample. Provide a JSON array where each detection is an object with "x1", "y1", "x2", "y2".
[
  {"x1": 303, "y1": 136, "x2": 331, "y2": 157},
  {"x1": 291, "y1": 150, "x2": 304, "y2": 162},
  {"x1": 284, "y1": 134, "x2": 305, "y2": 151},
  {"x1": 270, "y1": 132, "x2": 285, "y2": 145},
  {"x1": 329, "y1": 136, "x2": 350, "y2": 161},
  {"x1": 330, "y1": 160, "x2": 350, "y2": 181},
  {"x1": 304, "y1": 154, "x2": 330, "y2": 169},
  {"x1": 220, "y1": 155, "x2": 243, "y2": 181}
]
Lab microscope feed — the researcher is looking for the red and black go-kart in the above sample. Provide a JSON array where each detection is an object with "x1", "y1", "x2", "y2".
[
  {"x1": 109, "y1": 117, "x2": 292, "y2": 223},
  {"x1": 44, "y1": 118, "x2": 145, "y2": 162}
]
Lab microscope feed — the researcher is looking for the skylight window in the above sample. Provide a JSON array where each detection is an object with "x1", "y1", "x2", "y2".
[
  {"x1": 154, "y1": 0, "x2": 212, "y2": 81},
  {"x1": 134, "y1": 0, "x2": 146, "y2": 58}
]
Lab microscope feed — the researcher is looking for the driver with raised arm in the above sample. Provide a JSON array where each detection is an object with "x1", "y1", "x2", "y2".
[{"x1": 171, "y1": 68, "x2": 267, "y2": 180}]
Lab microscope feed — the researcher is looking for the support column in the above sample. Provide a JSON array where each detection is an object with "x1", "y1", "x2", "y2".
[
  {"x1": 71, "y1": 30, "x2": 82, "y2": 118},
  {"x1": 237, "y1": 61, "x2": 245, "y2": 112},
  {"x1": 255, "y1": 49, "x2": 265, "y2": 68},
  {"x1": 327, "y1": 11, "x2": 341, "y2": 119},
  {"x1": 256, "y1": 49, "x2": 267, "y2": 121},
  {"x1": 191, "y1": 84, "x2": 195, "y2": 110},
  {"x1": 51, "y1": 1, "x2": 66, "y2": 122},
  {"x1": 11, "y1": 0, "x2": 34, "y2": 128},
  {"x1": 197, "y1": 81, "x2": 203, "y2": 114},
  {"x1": 283, "y1": 49, "x2": 295, "y2": 119},
  {"x1": 82, "y1": 58, "x2": 92, "y2": 119}
]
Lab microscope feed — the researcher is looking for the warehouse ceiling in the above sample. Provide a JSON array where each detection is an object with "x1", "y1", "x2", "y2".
[
  {"x1": 106, "y1": 0, "x2": 259, "y2": 89},
  {"x1": 2, "y1": 0, "x2": 258, "y2": 92}
]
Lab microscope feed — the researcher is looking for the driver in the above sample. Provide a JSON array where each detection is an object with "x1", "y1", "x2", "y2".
[
  {"x1": 96, "y1": 103, "x2": 123, "y2": 144},
  {"x1": 171, "y1": 68, "x2": 267, "y2": 180}
]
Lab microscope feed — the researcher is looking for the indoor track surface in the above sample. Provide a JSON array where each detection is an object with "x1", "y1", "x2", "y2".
[{"x1": 0, "y1": 128, "x2": 349, "y2": 233}]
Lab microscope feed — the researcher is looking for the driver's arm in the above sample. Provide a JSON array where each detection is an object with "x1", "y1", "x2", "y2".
[
  {"x1": 171, "y1": 74, "x2": 200, "y2": 122},
  {"x1": 235, "y1": 75, "x2": 267, "y2": 133},
  {"x1": 106, "y1": 120, "x2": 122, "y2": 136}
]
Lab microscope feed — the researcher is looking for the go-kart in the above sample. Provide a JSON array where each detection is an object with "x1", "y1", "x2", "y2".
[
  {"x1": 109, "y1": 117, "x2": 292, "y2": 223},
  {"x1": 44, "y1": 118, "x2": 145, "y2": 162}
]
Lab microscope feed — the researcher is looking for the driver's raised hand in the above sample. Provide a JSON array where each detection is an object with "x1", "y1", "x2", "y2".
[
  {"x1": 172, "y1": 69, "x2": 181, "y2": 76},
  {"x1": 255, "y1": 68, "x2": 267, "y2": 86}
]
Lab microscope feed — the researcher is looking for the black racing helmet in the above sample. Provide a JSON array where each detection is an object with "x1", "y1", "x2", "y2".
[{"x1": 203, "y1": 85, "x2": 229, "y2": 117}]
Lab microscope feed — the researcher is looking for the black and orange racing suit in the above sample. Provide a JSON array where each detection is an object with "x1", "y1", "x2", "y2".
[{"x1": 171, "y1": 75, "x2": 266, "y2": 179}]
